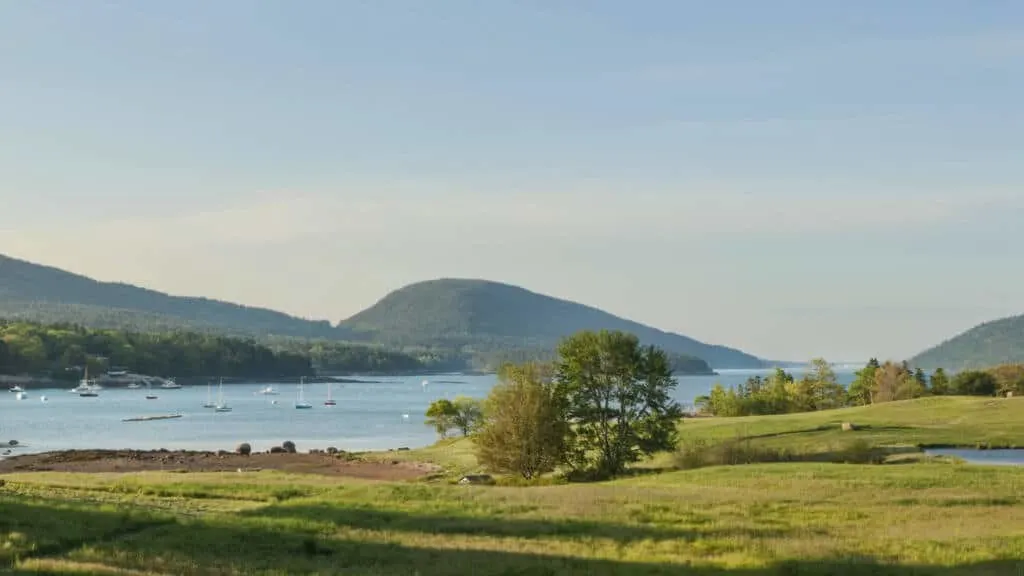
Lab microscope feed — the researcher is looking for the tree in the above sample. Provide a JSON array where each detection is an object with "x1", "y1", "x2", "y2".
[
  {"x1": 793, "y1": 358, "x2": 846, "y2": 411},
  {"x1": 424, "y1": 399, "x2": 458, "y2": 439},
  {"x1": 951, "y1": 370, "x2": 998, "y2": 396},
  {"x1": 929, "y1": 368, "x2": 950, "y2": 395},
  {"x1": 848, "y1": 358, "x2": 880, "y2": 405},
  {"x1": 873, "y1": 361, "x2": 914, "y2": 403},
  {"x1": 451, "y1": 396, "x2": 484, "y2": 436},
  {"x1": 554, "y1": 330, "x2": 682, "y2": 478},
  {"x1": 475, "y1": 363, "x2": 568, "y2": 479}
]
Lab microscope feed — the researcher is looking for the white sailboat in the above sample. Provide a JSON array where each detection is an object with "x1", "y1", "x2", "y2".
[
  {"x1": 324, "y1": 380, "x2": 336, "y2": 406},
  {"x1": 203, "y1": 380, "x2": 216, "y2": 408},
  {"x1": 77, "y1": 367, "x2": 100, "y2": 397},
  {"x1": 160, "y1": 377, "x2": 182, "y2": 389},
  {"x1": 295, "y1": 377, "x2": 312, "y2": 409},
  {"x1": 214, "y1": 378, "x2": 231, "y2": 412}
]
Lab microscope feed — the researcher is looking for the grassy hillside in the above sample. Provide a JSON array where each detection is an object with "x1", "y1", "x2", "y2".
[
  {"x1": 910, "y1": 313, "x2": 1024, "y2": 370},
  {"x1": 385, "y1": 396, "x2": 1024, "y2": 478},
  {"x1": 3, "y1": 462, "x2": 1024, "y2": 574},
  {"x1": 340, "y1": 278, "x2": 764, "y2": 369},
  {"x1": 0, "y1": 254, "x2": 338, "y2": 340}
]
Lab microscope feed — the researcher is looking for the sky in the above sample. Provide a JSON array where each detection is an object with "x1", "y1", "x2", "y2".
[{"x1": 1, "y1": 1, "x2": 1022, "y2": 362}]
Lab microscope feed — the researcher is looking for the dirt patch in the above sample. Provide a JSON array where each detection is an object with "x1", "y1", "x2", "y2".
[{"x1": 0, "y1": 449, "x2": 439, "y2": 481}]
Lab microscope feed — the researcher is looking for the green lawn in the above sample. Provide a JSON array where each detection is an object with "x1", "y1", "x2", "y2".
[{"x1": 2, "y1": 396, "x2": 1024, "y2": 574}]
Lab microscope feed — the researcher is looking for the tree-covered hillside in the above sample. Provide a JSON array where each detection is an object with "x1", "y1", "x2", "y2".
[
  {"x1": 0, "y1": 254, "x2": 338, "y2": 339},
  {"x1": 339, "y1": 278, "x2": 763, "y2": 369},
  {"x1": 910, "y1": 313, "x2": 1024, "y2": 371}
]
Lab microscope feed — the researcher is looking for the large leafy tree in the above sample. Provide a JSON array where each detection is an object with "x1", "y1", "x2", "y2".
[
  {"x1": 424, "y1": 399, "x2": 458, "y2": 439},
  {"x1": 555, "y1": 330, "x2": 682, "y2": 477},
  {"x1": 475, "y1": 363, "x2": 568, "y2": 479}
]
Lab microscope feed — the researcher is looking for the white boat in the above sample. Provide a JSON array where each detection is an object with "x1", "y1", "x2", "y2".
[
  {"x1": 74, "y1": 367, "x2": 101, "y2": 397},
  {"x1": 295, "y1": 377, "x2": 312, "y2": 409},
  {"x1": 8, "y1": 385, "x2": 24, "y2": 393},
  {"x1": 160, "y1": 377, "x2": 182, "y2": 389},
  {"x1": 203, "y1": 381, "x2": 216, "y2": 408},
  {"x1": 324, "y1": 381, "x2": 336, "y2": 406},
  {"x1": 256, "y1": 385, "x2": 279, "y2": 396},
  {"x1": 214, "y1": 379, "x2": 231, "y2": 412},
  {"x1": 15, "y1": 392, "x2": 27, "y2": 400},
  {"x1": 127, "y1": 381, "x2": 142, "y2": 389}
]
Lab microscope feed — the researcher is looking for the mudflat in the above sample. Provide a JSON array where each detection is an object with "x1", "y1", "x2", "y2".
[{"x1": 0, "y1": 449, "x2": 438, "y2": 480}]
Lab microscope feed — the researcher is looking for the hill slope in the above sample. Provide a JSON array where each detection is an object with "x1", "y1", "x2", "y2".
[
  {"x1": 0, "y1": 254, "x2": 338, "y2": 339},
  {"x1": 339, "y1": 278, "x2": 764, "y2": 368},
  {"x1": 910, "y1": 313, "x2": 1024, "y2": 370}
]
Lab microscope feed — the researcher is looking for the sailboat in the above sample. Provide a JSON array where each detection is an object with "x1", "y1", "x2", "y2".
[
  {"x1": 324, "y1": 380, "x2": 336, "y2": 406},
  {"x1": 78, "y1": 367, "x2": 100, "y2": 397},
  {"x1": 202, "y1": 380, "x2": 217, "y2": 408},
  {"x1": 295, "y1": 377, "x2": 312, "y2": 409},
  {"x1": 145, "y1": 378, "x2": 158, "y2": 400},
  {"x1": 214, "y1": 378, "x2": 232, "y2": 412}
]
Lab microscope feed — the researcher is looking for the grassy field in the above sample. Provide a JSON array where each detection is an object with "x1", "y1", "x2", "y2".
[{"x1": 2, "y1": 397, "x2": 1024, "y2": 575}]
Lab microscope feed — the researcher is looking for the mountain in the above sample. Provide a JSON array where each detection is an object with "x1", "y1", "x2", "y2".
[
  {"x1": 338, "y1": 278, "x2": 765, "y2": 369},
  {"x1": 0, "y1": 254, "x2": 338, "y2": 339},
  {"x1": 909, "y1": 314, "x2": 1024, "y2": 371}
]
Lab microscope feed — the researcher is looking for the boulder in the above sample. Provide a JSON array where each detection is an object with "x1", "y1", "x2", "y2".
[
  {"x1": 282, "y1": 441, "x2": 297, "y2": 454},
  {"x1": 8, "y1": 440, "x2": 18, "y2": 446},
  {"x1": 236, "y1": 443, "x2": 252, "y2": 456},
  {"x1": 841, "y1": 422, "x2": 857, "y2": 432},
  {"x1": 458, "y1": 474, "x2": 495, "y2": 485}
]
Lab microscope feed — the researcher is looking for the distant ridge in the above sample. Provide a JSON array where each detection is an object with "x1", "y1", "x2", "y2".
[
  {"x1": 0, "y1": 253, "x2": 338, "y2": 339},
  {"x1": 0, "y1": 255, "x2": 765, "y2": 369},
  {"x1": 910, "y1": 313, "x2": 1024, "y2": 370},
  {"x1": 339, "y1": 278, "x2": 765, "y2": 368}
]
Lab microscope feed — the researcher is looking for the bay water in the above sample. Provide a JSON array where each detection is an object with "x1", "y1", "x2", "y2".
[{"x1": 0, "y1": 368, "x2": 855, "y2": 456}]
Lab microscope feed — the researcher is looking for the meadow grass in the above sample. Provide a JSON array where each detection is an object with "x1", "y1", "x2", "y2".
[{"x1": 2, "y1": 397, "x2": 1024, "y2": 574}]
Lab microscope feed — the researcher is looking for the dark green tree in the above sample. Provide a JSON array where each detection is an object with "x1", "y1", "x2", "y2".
[
  {"x1": 929, "y1": 368, "x2": 950, "y2": 395},
  {"x1": 554, "y1": 330, "x2": 682, "y2": 478},
  {"x1": 951, "y1": 370, "x2": 998, "y2": 396},
  {"x1": 451, "y1": 396, "x2": 485, "y2": 437}
]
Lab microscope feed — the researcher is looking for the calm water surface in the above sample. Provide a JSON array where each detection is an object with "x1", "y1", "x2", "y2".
[
  {"x1": 0, "y1": 368, "x2": 854, "y2": 455},
  {"x1": 925, "y1": 449, "x2": 1024, "y2": 466}
]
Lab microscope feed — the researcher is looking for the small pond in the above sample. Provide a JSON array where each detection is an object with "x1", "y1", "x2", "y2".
[{"x1": 924, "y1": 448, "x2": 1024, "y2": 466}]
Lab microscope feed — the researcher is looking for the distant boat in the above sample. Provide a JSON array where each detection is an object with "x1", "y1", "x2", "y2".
[
  {"x1": 160, "y1": 377, "x2": 182, "y2": 389},
  {"x1": 214, "y1": 379, "x2": 231, "y2": 412},
  {"x1": 77, "y1": 367, "x2": 100, "y2": 397},
  {"x1": 324, "y1": 381, "x2": 336, "y2": 406},
  {"x1": 15, "y1": 392, "x2": 27, "y2": 400},
  {"x1": 257, "y1": 385, "x2": 279, "y2": 396},
  {"x1": 295, "y1": 377, "x2": 312, "y2": 409},
  {"x1": 203, "y1": 381, "x2": 217, "y2": 408},
  {"x1": 127, "y1": 381, "x2": 142, "y2": 389},
  {"x1": 8, "y1": 385, "x2": 24, "y2": 393},
  {"x1": 144, "y1": 378, "x2": 158, "y2": 400}
]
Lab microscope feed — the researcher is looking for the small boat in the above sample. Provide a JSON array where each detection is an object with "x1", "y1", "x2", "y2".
[
  {"x1": 214, "y1": 379, "x2": 231, "y2": 412},
  {"x1": 146, "y1": 395, "x2": 158, "y2": 400},
  {"x1": 295, "y1": 377, "x2": 312, "y2": 409},
  {"x1": 8, "y1": 385, "x2": 25, "y2": 393},
  {"x1": 15, "y1": 392, "x2": 27, "y2": 400},
  {"x1": 160, "y1": 377, "x2": 182, "y2": 389},
  {"x1": 324, "y1": 381, "x2": 336, "y2": 406},
  {"x1": 72, "y1": 367, "x2": 101, "y2": 395},
  {"x1": 203, "y1": 381, "x2": 217, "y2": 408},
  {"x1": 257, "y1": 385, "x2": 279, "y2": 396},
  {"x1": 127, "y1": 381, "x2": 142, "y2": 389}
]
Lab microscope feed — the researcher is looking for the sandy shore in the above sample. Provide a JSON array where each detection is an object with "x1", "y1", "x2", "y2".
[{"x1": 0, "y1": 448, "x2": 439, "y2": 480}]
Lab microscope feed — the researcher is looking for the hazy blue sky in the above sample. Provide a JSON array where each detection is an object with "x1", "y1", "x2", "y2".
[{"x1": 1, "y1": 1, "x2": 1022, "y2": 361}]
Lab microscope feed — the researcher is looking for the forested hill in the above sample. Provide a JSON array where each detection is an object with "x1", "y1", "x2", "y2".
[
  {"x1": 338, "y1": 278, "x2": 764, "y2": 369},
  {"x1": 910, "y1": 313, "x2": 1024, "y2": 371},
  {"x1": 0, "y1": 254, "x2": 338, "y2": 339}
]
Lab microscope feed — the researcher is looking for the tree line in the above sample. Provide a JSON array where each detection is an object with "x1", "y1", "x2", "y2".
[
  {"x1": 424, "y1": 329, "x2": 682, "y2": 480},
  {"x1": 697, "y1": 358, "x2": 1024, "y2": 418}
]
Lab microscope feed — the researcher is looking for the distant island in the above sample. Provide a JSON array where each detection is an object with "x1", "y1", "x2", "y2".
[{"x1": 0, "y1": 254, "x2": 760, "y2": 376}]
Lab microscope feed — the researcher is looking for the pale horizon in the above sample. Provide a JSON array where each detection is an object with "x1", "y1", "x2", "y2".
[{"x1": 2, "y1": 2, "x2": 1022, "y2": 362}]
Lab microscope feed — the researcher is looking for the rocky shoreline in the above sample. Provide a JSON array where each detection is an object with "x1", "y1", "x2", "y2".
[{"x1": 0, "y1": 447, "x2": 439, "y2": 480}]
